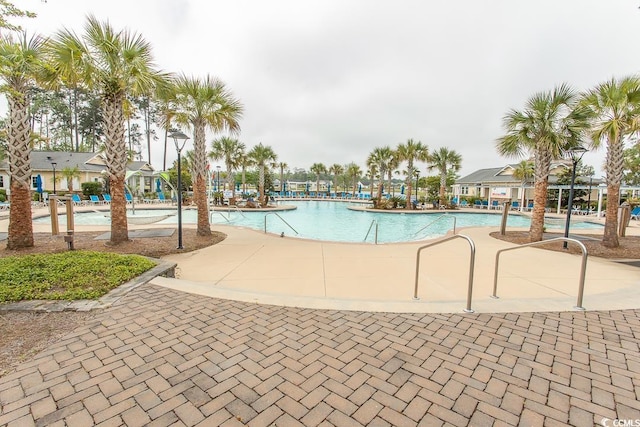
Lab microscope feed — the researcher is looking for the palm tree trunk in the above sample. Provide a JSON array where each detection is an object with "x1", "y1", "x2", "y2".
[
  {"x1": 603, "y1": 137, "x2": 624, "y2": 247},
  {"x1": 603, "y1": 184, "x2": 620, "y2": 247},
  {"x1": 259, "y1": 165, "x2": 266, "y2": 206},
  {"x1": 7, "y1": 92, "x2": 34, "y2": 249},
  {"x1": 529, "y1": 179, "x2": 548, "y2": 242},
  {"x1": 103, "y1": 94, "x2": 129, "y2": 244},
  {"x1": 192, "y1": 122, "x2": 211, "y2": 236},
  {"x1": 439, "y1": 170, "x2": 447, "y2": 206}
]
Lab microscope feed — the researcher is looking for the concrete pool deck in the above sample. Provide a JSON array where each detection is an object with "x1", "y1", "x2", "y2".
[{"x1": 155, "y1": 221, "x2": 640, "y2": 314}]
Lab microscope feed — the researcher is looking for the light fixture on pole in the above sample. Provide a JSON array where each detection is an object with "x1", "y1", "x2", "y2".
[
  {"x1": 47, "y1": 156, "x2": 57, "y2": 195},
  {"x1": 169, "y1": 131, "x2": 189, "y2": 250},
  {"x1": 415, "y1": 169, "x2": 420, "y2": 209},
  {"x1": 563, "y1": 145, "x2": 588, "y2": 249}
]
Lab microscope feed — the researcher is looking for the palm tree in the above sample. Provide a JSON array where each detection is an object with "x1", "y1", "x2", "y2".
[
  {"x1": 173, "y1": 74, "x2": 243, "y2": 236},
  {"x1": 44, "y1": 28, "x2": 86, "y2": 152},
  {"x1": 61, "y1": 166, "x2": 80, "y2": 192},
  {"x1": 581, "y1": 76, "x2": 640, "y2": 247},
  {"x1": 48, "y1": 16, "x2": 168, "y2": 244},
  {"x1": 387, "y1": 151, "x2": 400, "y2": 196},
  {"x1": 0, "y1": 32, "x2": 46, "y2": 249},
  {"x1": 309, "y1": 162, "x2": 326, "y2": 196},
  {"x1": 277, "y1": 161, "x2": 288, "y2": 195},
  {"x1": 367, "y1": 146, "x2": 393, "y2": 203},
  {"x1": 428, "y1": 147, "x2": 462, "y2": 206},
  {"x1": 512, "y1": 160, "x2": 534, "y2": 211},
  {"x1": 396, "y1": 139, "x2": 429, "y2": 210},
  {"x1": 237, "y1": 152, "x2": 253, "y2": 195},
  {"x1": 496, "y1": 83, "x2": 589, "y2": 242},
  {"x1": 328, "y1": 163, "x2": 343, "y2": 195},
  {"x1": 248, "y1": 143, "x2": 277, "y2": 206},
  {"x1": 346, "y1": 162, "x2": 362, "y2": 196},
  {"x1": 210, "y1": 136, "x2": 245, "y2": 199}
]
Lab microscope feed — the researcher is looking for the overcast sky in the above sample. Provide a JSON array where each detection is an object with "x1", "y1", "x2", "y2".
[{"x1": 18, "y1": 0, "x2": 640, "y2": 178}]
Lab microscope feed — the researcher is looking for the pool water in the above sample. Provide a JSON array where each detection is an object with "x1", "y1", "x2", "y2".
[{"x1": 35, "y1": 201, "x2": 603, "y2": 243}]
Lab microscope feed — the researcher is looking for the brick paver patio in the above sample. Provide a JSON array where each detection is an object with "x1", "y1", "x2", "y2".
[{"x1": 1, "y1": 284, "x2": 639, "y2": 426}]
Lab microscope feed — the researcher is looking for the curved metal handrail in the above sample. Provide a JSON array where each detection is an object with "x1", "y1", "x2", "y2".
[
  {"x1": 227, "y1": 204, "x2": 247, "y2": 218},
  {"x1": 363, "y1": 219, "x2": 378, "y2": 244},
  {"x1": 210, "y1": 211, "x2": 232, "y2": 223},
  {"x1": 264, "y1": 212, "x2": 299, "y2": 235},
  {"x1": 413, "y1": 213, "x2": 457, "y2": 237},
  {"x1": 492, "y1": 237, "x2": 588, "y2": 310},
  {"x1": 413, "y1": 234, "x2": 475, "y2": 313}
]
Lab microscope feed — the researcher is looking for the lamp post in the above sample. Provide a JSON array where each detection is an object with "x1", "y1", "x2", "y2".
[
  {"x1": 169, "y1": 131, "x2": 189, "y2": 249},
  {"x1": 47, "y1": 156, "x2": 57, "y2": 195},
  {"x1": 415, "y1": 170, "x2": 420, "y2": 208},
  {"x1": 563, "y1": 145, "x2": 588, "y2": 249},
  {"x1": 587, "y1": 176, "x2": 593, "y2": 213}
]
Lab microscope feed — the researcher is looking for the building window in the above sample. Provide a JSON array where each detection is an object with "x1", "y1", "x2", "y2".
[
  {"x1": 32, "y1": 176, "x2": 38, "y2": 188},
  {"x1": 461, "y1": 186, "x2": 469, "y2": 195},
  {"x1": 0, "y1": 176, "x2": 4, "y2": 188}
]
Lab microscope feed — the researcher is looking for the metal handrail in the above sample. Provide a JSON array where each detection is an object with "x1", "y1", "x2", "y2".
[
  {"x1": 413, "y1": 234, "x2": 476, "y2": 313},
  {"x1": 210, "y1": 211, "x2": 232, "y2": 223},
  {"x1": 492, "y1": 237, "x2": 588, "y2": 310},
  {"x1": 227, "y1": 205, "x2": 247, "y2": 218},
  {"x1": 413, "y1": 213, "x2": 457, "y2": 237},
  {"x1": 363, "y1": 219, "x2": 378, "y2": 244},
  {"x1": 264, "y1": 212, "x2": 299, "y2": 235}
]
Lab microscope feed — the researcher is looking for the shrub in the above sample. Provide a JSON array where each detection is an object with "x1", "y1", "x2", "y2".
[
  {"x1": 0, "y1": 251, "x2": 155, "y2": 302},
  {"x1": 0, "y1": 189, "x2": 6, "y2": 202},
  {"x1": 82, "y1": 182, "x2": 103, "y2": 197}
]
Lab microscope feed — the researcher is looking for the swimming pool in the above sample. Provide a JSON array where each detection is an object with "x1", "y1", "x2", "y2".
[{"x1": 35, "y1": 201, "x2": 603, "y2": 243}]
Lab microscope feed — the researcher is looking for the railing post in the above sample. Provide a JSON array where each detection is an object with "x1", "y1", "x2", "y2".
[
  {"x1": 492, "y1": 237, "x2": 588, "y2": 310},
  {"x1": 413, "y1": 234, "x2": 476, "y2": 313}
]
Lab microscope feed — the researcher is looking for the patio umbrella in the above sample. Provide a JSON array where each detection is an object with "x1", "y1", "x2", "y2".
[
  {"x1": 327, "y1": 182, "x2": 330, "y2": 194},
  {"x1": 155, "y1": 178, "x2": 162, "y2": 193},
  {"x1": 358, "y1": 183, "x2": 362, "y2": 193},
  {"x1": 306, "y1": 182, "x2": 310, "y2": 193},
  {"x1": 35, "y1": 174, "x2": 43, "y2": 194},
  {"x1": 401, "y1": 184, "x2": 405, "y2": 194}
]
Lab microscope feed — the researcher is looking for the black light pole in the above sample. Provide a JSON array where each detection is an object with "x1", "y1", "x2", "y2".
[
  {"x1": 47, "y1": 156, "x2": 57, "y2": 195},
  {"x1": 170, "y1": 131, "x2": 189, "y2": 250},
  {"x1": 415, "y1": 170, "x2": 420, "y2": 207},
  {"x1": 587, "y1": 176, "x2": 593, "y2": 213},
  {"x1": 563, "y1": 146, "x2": 588, "y2": 249}
]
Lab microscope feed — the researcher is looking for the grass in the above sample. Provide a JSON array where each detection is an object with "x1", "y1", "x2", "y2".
[{"x1": 0, "y1": 251, "x2": 156, "y2": 302}]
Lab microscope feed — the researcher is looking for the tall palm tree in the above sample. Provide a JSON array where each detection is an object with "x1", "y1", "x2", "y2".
[
  {"x1": 48, "y1": 16, "x2": 168, "y2": 244},
  {"x1": 387, "y1": 151, "x2": 400, "y2": 196},
  {"x1": 173, "y1": 74, "x2": 243, "y2": 236},
  {"x1": 328, "y1": 163, "x2": 343, "y2": 195},
  {"x1": 428, "y1": 147, "x2": 462, "y2": 206},
  {"x1": 346, "y1": 162, "x2": 362, "y2": 196},
  {"x1": 277, "y1": 161, "x2": 288, "y2": 195},
  {"x1": 496, "y1": 83, "x2": 589, "y2": 242},
  {"x1": 581, "y1": 76, "x2": 640, "y2": 247},
  {"x1": 44, "y1": 28, "x2": 86, "y2": 152},
  {"x1": 367, "y1": 146, "x2": 393, "y2": 203},
  {"x1": 396, "y1": 139, "x2": 429, "y2": 210},
  {"x1": 237, "y1": 152, "x2": 253, "y2": 194},
  {"x1": 248, "y1": 143, "x2": 277, "y2": 207},
  {"x1": 0, "y1": 32, "x2": 46, "y2": 249},
  {"x1": 210, "y1": 136, "x2": 245, "y2": 199},
  {"x1": 309, "y1": 162, "x2": 326, "y2": 196},
  {"x1": 512, "y1": 160, "x2": 534, "y2": 211}
]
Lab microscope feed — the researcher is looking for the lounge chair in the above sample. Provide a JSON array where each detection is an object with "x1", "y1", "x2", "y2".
[
  {"x1": 125, "y1": 193, "x2": 133, "y2": 203},
  {"x1": 481, "y1": 200, "x2": 489, "y2": 209},
  {"x1": 630, "y1": 207, "x2": 640, "y2": 220},
  {"x1": 460, "y1": 200, "x2": 468, "y2": 208},
  {"x1": 71, "y1": 194, "x2": 85, "y2": 206},
  {"x1": 473, "y1": 200, "x2": 482, "y2": 209},
  {"x1": 157, "y1": 193, "x2": 171, "y2": 203},
  {"x1": 490, "y1": 200, "x2": 500, "y2": 210},
  {"x1": 89, "y1": 195, "x2": 102, "y2": 205},
  {"x1": 102, "y1": 194, "x2": 111, "y2": 204},
  {"x1": 510, "y1": 201, "x2": 520, "y2": 210}
]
